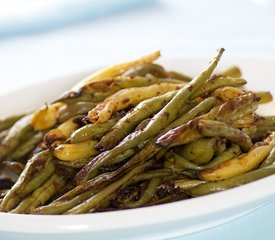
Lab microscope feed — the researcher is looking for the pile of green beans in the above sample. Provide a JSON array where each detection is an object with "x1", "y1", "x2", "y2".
[{"x1": 1, "y1": 48, "x2": 275, "y2": 215}]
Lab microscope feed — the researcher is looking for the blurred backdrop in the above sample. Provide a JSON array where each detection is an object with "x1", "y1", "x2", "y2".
[{"x1": 0, "y1": 0, "x2": 275, "y2": 93}]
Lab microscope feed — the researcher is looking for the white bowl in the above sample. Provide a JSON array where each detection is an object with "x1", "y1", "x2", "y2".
[{"x1": 1, "y1": 57, "x2": 275, "y2": 240}]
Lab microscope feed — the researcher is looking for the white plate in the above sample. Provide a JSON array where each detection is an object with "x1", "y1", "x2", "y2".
[{"x1": 1, "y1": 57, "x2": 275, "y2": 240}]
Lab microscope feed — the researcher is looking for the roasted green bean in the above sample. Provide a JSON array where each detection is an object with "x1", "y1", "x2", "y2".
[
  {"x1": 0, "y1": 115, "x2": 24, "y2": 132},
  {"x1": 69, "y1": 117, "x2": 119, "y2": 143},
  {"x1": 119, "y1": 177, "x2": 162, "y2": 208},
  {"x1": 198, "y1": 120, "x2": 253, "y2": 151},
  {"x1": 0, "y1": 150, "x2": 55, "y2": 211},
  {"x1": 0, "y1": 115, "x2": 33, "y2": 161},
  {"x1": 9, "y1": 132, "x2": 43, "y2": 161},
  {"x1": 175, "y1": 138, "x2": 216, "y2": 164},
  {"x1": 260, "y1": 147, "x2": 275, "y2": 168},
  {"x1": 189, "y1": 165, "x2": 275, "y2": 196},
  {"x1": 219, "y1": 66, "x2": 242, "y2": 78},
  {"x1": 97, "y1": 91, "x2": 177, "y2": 150},
  {"x1": 2, "y1": 161, "x2": 25, "y2": 176},
  {"x1": 203, "y1": 144, "x2": 241, "y2": 168},
  {"x1": 123, "y1": 63, "x2": 167, "y2": 77}
]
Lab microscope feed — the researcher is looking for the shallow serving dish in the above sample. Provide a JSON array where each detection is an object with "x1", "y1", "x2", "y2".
[{"x1": 0, "y1": 57, "x2": 275, "y2": 240}]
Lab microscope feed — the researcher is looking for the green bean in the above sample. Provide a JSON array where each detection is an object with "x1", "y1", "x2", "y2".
[
  {"x1": 176, "y1": 138, "x2": 216, "y2": 164},
  {"x1": 120, "y1": 178, "x2": 162, "y2": 208},
  {"x1": 113, "y1": 185, "x2": 141, "y2": 208},
  {"x1": 260, "y1": 147, "x2": 275, "y2": 168},
  {"x1": 233, "y1": 114, "x2": 262, "y2": 129},
  {"x1": 83, "y1": 79, "x2": 181, "y2": 103},
  {"x1": 166, "y1": 71, "x2": 192, "y2": 82},
  {"x1": 55, "y1": 92, "x2": 102, "y2": 104},
  {"x1": 88, "y1": 82, "x2": 186, "y2": 123},
  {"x1": 156, "y1": 119, "x2": 202, "y2": 148},
  {"x1": 134, "y1": 118, "x2": 151, "y2": 131},
  {"x1": 12, "y1": 171, "x2": 70, "y2": 214},
  {"x1": 80, "y1": 76, "x2": 183, "y2": 94},
  {"x1": 97, "y1": 91, "x2": 177, "y2": 151},
  {"x1": 0, "y1": 115, "x2": 33, "y2": 161},
  {"x1": 123, "y1": 63, "x2": 167, "y2": 77},
  {"x1": 68, "y1": 117, "x2": 119, "y2": 144},
  {"x1": 57, "y1": 158, "x2": 90, "y2": 169},
  {"x1": 188, "y1": 165, "x2": 275, "y2": 196},
  {"x1": 255, "y1": 92, "x2": 273, "y2": 104},
  {"x1": 212, "y1": 92, "x2": 259, "y2": 123},
  {"x1": 145, "y1": 195, "x2": 174, "y2": 206},
  {"x1": 33, "y1": 189, "x2": 98, "y2": 215},
  {"x1": 71, "y1": 51, "x2": 161, "y2": 91},
  {"x1": 132, "y1": 169, "x2": 172, "y2": 182},
  {"x1": 256, "y1": 116, "x2": 275, "y2": 133},
  {"x1": 58, "y1": 75, "x2": 183, "y2": 104},
  {"x1": 2, "y1": 161, "x2": 25, "y2": 176},
  {"x1": 0, "y1": 129, "x2": 9, "y2": 142},
  {"x1": 198, "y1": 120, "x2": 253, "y2": 151},
  {"x1": 242, "y1": 126, "x2": 257, "y2": 138},
  {"x1": 108, "y1": 149, "x2": 137, "y2": 165},
  {"x1": 203, "y1": 144, "x2": 241, "y2": 168},
  {"x1": 174, "y1": 179, "x2": 205, "y2": 190},
  {"x1": 192, "y1": 76, "x2": 246, "y2": 99},
  {"x1": 0, "y1": 150, "x2": 55, "y2": 211},
  {"x1": 163, "y1": 97, "x2": 217, "y2": 131},
  {"x1": 9, "y1": 132, "x2": 43, "y2": 161},
  {"x1": 43, "y1": 115, "x2": 83, "y2": 149},
  {"x1": 220, "y1": 66, "x2": 242, "y2": 78},
  {"x1": 66, "y1": 160, "x2": 152, "y2": 214},
  {"x1": 212, "y1": 86, "x2": 243, "y2": 102},
  {"x1": 0, "y1": 115, "x2": 24, "y2": 132},
  {"x1": 154, "y1": 148, "x2": 167, "y2": 160},
  {"x1": 31, "y1": 103, "x2": 65, "y2": 131},
  {"x1": 214, "y1": 138, "x2": 227, "y2": 155},
  {"x1": 52, "y1": 140, "x2": 98, "y2": 161},
  {"x1": 58, "y1": 102, "x2": 97, "y2": 123},
  {"x1": 93, "y1": 192, "x2": 119, "y2": 212},
  {"x1": 164, "y1": 152, "x2": 202, "y2": 171}
]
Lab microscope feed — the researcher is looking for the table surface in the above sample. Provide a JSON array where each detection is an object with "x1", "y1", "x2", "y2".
[{"x1": 1, "y1": 0, "x2": 275, "y2": 239}]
